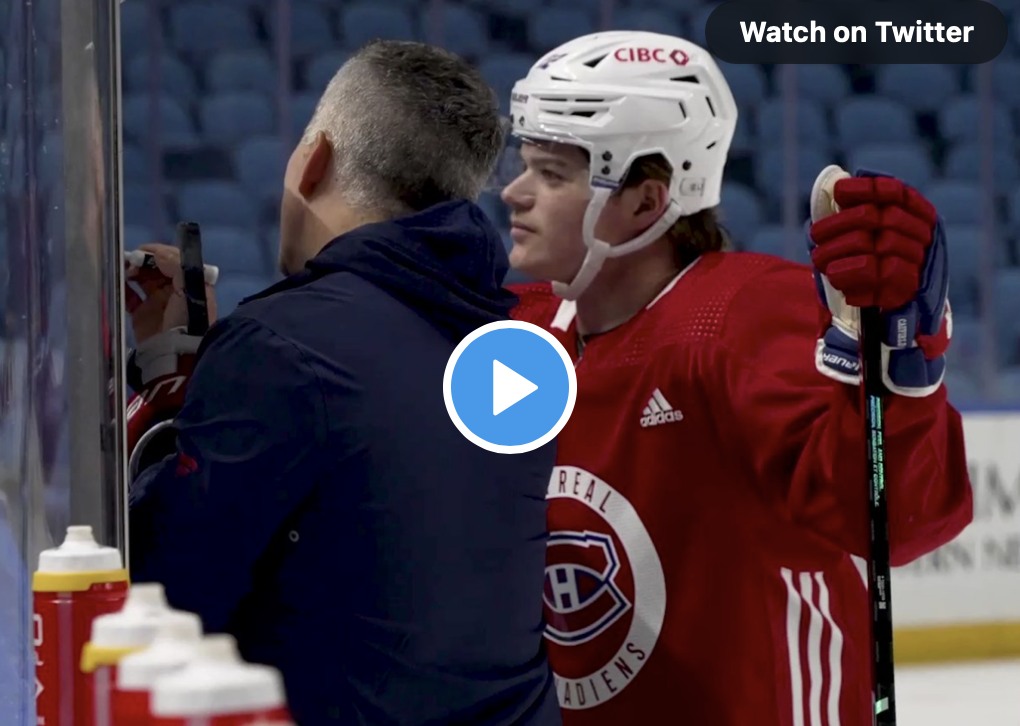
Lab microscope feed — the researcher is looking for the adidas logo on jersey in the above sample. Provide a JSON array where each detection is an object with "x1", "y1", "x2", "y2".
[{"x1": 640, "y1": 389, "x2": 683, "y2": 427}]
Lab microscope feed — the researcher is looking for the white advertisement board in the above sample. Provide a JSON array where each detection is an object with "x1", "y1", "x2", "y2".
[{"x1": 892, "y1": 412, "x2": 1020, "y2": 628}]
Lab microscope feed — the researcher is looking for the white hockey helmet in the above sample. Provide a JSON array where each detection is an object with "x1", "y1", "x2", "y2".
[{"x1": 507, "y1": 31, "x2": 738, "y2": 300}]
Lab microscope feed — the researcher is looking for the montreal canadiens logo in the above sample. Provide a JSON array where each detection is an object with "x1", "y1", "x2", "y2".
[
  {"x1": 544, "y1": 531, "x2": 631, "y2": 645},
  {"x1": 544, "y1": 466, "x2": 666, "y2": 710}
]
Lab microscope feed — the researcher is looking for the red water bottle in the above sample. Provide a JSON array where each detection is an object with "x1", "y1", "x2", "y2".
[
  {"x1": 113, "y1": 611, "x2": 203, "y2": 725},
  {"x1": 150, "y1": 634, "x2": 293, "y2": 725},
  {"x1": 32, "y1": 525, "x2": 129, "y2": 726},
  {"x1": 80, "y1": 583, "x2": 171, "y2": 726}
]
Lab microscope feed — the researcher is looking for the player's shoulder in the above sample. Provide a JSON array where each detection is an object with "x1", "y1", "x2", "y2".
[
  {"x1": 649, "y1": 250, "x2": 819, "y2": 344},
  {"x1": 670, "y1": 249, "x2": 814, "y2": 306},
  {"x1": 508, "y1": 281, "x2": 562, "y2": 327}
]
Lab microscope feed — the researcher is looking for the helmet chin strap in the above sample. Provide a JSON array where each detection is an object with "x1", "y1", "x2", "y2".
[{"x1": 552, "y1": 187, "x2": 684, "y2": 301}]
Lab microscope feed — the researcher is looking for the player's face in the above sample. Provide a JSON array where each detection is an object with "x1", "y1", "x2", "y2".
[{"x1": 500, "y1": 142, "x2": 590, "y2": 283}]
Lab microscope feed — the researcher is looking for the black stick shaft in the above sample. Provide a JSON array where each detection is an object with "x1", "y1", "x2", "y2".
[
  {"x1": 860, "y1": 305, "x2": 896, "y2": 725},
  {"x1": 177, "y1": 222, "x2": 208, "y2": 337}
]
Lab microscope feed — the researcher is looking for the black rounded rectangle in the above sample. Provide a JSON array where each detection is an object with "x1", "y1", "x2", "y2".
[{"x1": 705, "y1": 1, "x2": 1007, "y2": 64}]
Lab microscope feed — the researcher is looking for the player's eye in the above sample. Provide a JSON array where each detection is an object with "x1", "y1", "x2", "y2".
[{"x1": 541, "y1": 169, "x2": 564, "y2": 182}]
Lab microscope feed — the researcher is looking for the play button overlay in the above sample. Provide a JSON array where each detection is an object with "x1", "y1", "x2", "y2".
[
  {"x1": 444, "y1": 320, "x2": 576, "y2": 454},
  {"x1": 492, "y1": 360, "x2": 538, "y2": 415}
]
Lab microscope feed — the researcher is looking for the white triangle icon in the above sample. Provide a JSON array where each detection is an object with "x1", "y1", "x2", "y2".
[{"x1": 493, "y1": 359, "x2": 538, "y2": 415}]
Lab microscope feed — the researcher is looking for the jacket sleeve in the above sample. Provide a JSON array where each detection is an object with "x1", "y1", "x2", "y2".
[
  {"x1": 712, "y1": 264, "x2": 973, "y2": 566},
  {"x1": 128, "y1": 315, "x2": 327, "y2": 631}
]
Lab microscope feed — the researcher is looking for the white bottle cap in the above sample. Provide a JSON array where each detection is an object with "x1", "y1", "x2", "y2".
[
  {"x1": 151, "y1": 634, "x2": 287, "y2": 717},
  {"x1": 89, "y1": 583, "x2": 171, "y2": 648},
  {"x1": 117, "y1": 611, "x2": 204, "y2": 691},
  {"x1": 37, "y1": 525, "x2": 123, "y2": 573}
]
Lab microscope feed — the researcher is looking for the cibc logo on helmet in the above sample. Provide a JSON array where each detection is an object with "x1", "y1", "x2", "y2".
[{"x1": 612, "y1": 47, "x2": 690, "y2": 65}]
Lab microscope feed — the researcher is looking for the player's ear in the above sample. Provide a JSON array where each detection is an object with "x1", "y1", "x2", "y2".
[
  {"x1": 298, "y1": 132, "x2": 333, "y2": 199},
  {"x1": 630, "y1": 178, "x2": 670, "y2": 228}
]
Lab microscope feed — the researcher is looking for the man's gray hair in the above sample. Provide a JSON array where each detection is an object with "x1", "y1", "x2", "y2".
[{"x1": 302, "y1": 40, "x2": 506, "y2": 216}]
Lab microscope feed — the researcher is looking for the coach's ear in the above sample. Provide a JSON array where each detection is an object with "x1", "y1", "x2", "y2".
[{"x1": 297, "y1": 131, "x2": 333, "y2": 199}]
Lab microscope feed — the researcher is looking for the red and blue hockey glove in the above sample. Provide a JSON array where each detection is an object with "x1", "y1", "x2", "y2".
[
  {"x1": 125, "y1": 327, "x2": 202, "y2": 479},
  {"x1": 124, "y1": 241, "x2": 216, "y2": 479},
  {"x1": 806, "y1": 167, "x2": 951, "y2": 397}
]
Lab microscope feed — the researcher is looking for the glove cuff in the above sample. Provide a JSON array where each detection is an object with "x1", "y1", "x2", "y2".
[
  {"x1": 127, "y1": 327, "x2": 202, "y2": 389},
  {"x1": 814, "y1": 306, "x2": 950, "y2": 397}
]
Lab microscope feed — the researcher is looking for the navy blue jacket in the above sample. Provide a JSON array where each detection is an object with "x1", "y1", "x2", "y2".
[{"x1": 129, "y1": 201, "x2": 560, "y2": 726}]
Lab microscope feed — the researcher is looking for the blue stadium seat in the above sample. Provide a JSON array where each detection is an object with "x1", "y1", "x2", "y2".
[
  {"x1": 875, "y1": 65, "x2": 959, "y2": 113},
  {"x1": 966, "y1": 59, "x2": 1020, "y2": 109},
  {"x1": 433, "y1": 3, "x2": 489, "y2": 59},
  {"x1": 716, "y1": 61, "x2": 767, "y2": 107},
  {"x1": 290, "y1": 93, "x2": 321, "y2": 137},
  {"x1": 719, "y1": 182, "x2": 762, "y2": 245},
  {"x1": 341, "y1": 4, "x2": 416, "y2": 48},
  {"x1": 847, "y1": 143, "x2": 934, "y2": 190},
  {"x1": 774, "y1": 65, "x2": 850, "y2": 105},
  {"x1": 730, "y1": 115, "x2": 753, "y2": 155},
  {"x1": 304, "y1": 51, "x2": 350, "y2": 92},
  {"x1": 836, "y1": 97, "x2": 916, "y2": 149},
  {"x1": 610, "y1": 7, "x2": 685, "y2": 37},
  {"x1": 626, "y1": 0, "x2": 700, "y2": 9},
  {"x1": 169, "y1": 3, "x2": 258, "y2": 58},
  {"x1": 122, "y1": 94, "x2": 197, "y2": 147},
  {"x1": 993, "y1": 268, "x2": 1020, "y2": 344},
  {"x1": 215, "y1": 274, "x2": 271, "y2": 315},
  {"x1": 201, "y1": 226, "x2": 269, "y2": 276},
  {"x1": 945, "y1": 142, "x2": 1020, "y2": 188},
  {"x1": 1008, "y1": 187, "x2": 1020, "y2": 233},
  {"x1": 478, "y1": 53, "x2": 534, "y2": 114},
  {"x1": 746, "y1": 224, "x2": 809, "y2": 264},
  {"x1": 999, "y1": 366, "x2": 1020, "y2": 402},
  {"x1": 122, "y1": 144, "x2": 149, "y2": 183},
  {"x1": 269, "y1": 4, "x2": 335, "y2": 56},
  {"x1": 119, "y1": 2, "x2": 159, "y2": 61},
  {"x1": 689, "y1": 4, "x2": 719, "y2": 47},
  {"x1": 943, "y1": 223, "x2": 1008, "y2": 315},
  {"x1": 123, "y1": 53, "x2": 196, "y2": 99},
  {"x1": 123, "y1": 224, "x2": 154, "y2": 250},
  {"x1": 123, "y1": 186, "x2": 170, "y2": 229},
  {"x1": 200, "y1": 93, "x2": 274, "y2": 145},
  {"x1": 939, "y1": 95, "x2": 1014, "y2": 142},
  {"x1": 986, "y1": 59, "x2": 1020, "y2": 109},
  {"x1": 943, "y1": 370, "x2": 981, "y2": 405},
  {"x1": 477, "y1": 191, "x2": 508, "y2": 228},
  {"x1": 235, "y1": 136, "x2": 287, "y2": 204},
  {"x1": 528, "y1": 7, "x2": 595, "y2": 52},
  {"x1": 207, "y1": 51, "x2": 276, "y2": 95},
  {"x1": 475, "y1": 0, "x2": 543, "y2": 16},
  {"x1": 546, "y1": 0, "x2": 600, "y2": 9},
  {"x1": 756, "y1": 99, "x2": 830, "y2": 149},
  {"x1": 177, "y1": 181, "x2": 258, "y2": 229},
  {"x1": 946, "y1": 314, "x2": 983, "y2": 376},
  {"x1": 754, "y1": 145, "x2": 831, "y2": 205},
  {"x1": 922, "y1": 180, "x2": 985, "y2": 225}
]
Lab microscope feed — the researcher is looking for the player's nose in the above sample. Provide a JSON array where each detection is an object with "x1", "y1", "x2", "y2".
[{"x1": 500, "y1": 175, "x2": 533, "y2": 210}]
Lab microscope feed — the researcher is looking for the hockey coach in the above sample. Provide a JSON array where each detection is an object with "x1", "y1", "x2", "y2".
[{"x1": 123, "y1": 40, "x2": 560, "y2": 726}]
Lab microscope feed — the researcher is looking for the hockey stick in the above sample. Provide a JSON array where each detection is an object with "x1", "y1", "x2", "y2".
[
  {"x1": 814, "y1": 168, "x2": 897, "y2": 725},
  {"x1": 861, "y1": 305, "x2": 896, "y2": 725},
  {"x1": 177, "y1": 222, "x2": 210, "y2": 337}
]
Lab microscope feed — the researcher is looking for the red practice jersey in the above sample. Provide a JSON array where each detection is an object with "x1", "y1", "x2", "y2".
[{"x1": 509, "y1": 251, "x2": 973, "y2": 726}]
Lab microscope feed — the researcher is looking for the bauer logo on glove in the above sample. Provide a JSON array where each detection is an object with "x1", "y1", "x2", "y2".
[{"x1": 806, "y1": 166, "x2": 951, "y2": 398}]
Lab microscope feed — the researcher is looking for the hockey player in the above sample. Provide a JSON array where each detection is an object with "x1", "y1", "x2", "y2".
[{"x1": 501, "y1": 32, "x2": 973, "y2": 726}]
